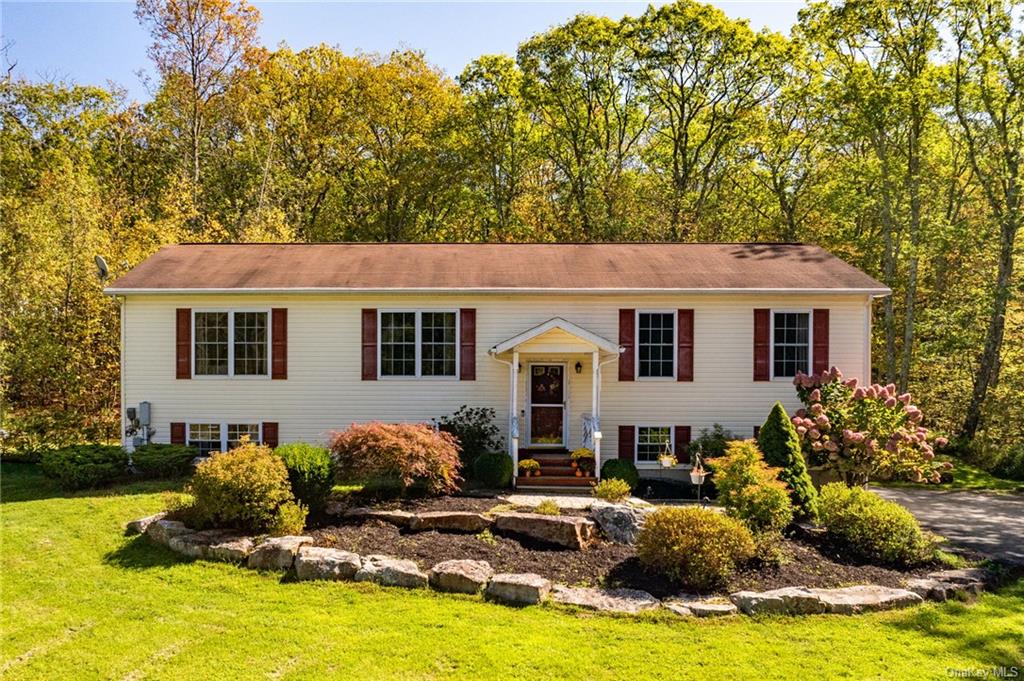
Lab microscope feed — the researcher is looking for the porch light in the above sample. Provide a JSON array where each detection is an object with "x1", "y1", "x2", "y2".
[{"x1": 574, "y1": 361, "x2": 583, "y2": 374}]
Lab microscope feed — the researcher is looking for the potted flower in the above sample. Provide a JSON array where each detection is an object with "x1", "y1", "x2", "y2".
[
  {"x1": 571, "y1": 448, "x2": 595, "y2": 477},
  {"x1": 658, "y1": 441, "x2": 678, "y2": 468},
  {"x1": 518, "y1": 458, "x2": 540, "y2": 477}
]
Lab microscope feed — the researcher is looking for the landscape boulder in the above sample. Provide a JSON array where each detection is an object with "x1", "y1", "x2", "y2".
[
  {"x1": 485, "y1": 573, "x2": 552, "y2": 605},
  {"x1": 551, "y1": 586, "x2": 660, "y2": 614},
  {"x1": 410, "y1": 512, "x2": 493, "y2": 533},
  {"x1": 905, "y1": 577, "x2": 981, "y2": 602},
  {"x1": 294, "y1": 546, "x2": 361, "y2": 581},
  {"x1": 247, "y1": 535, "x2": 313, "y2": 571},
  {"x1": 428, "y1": 559, "x2": 494, "y2": 594},
  {"x1": 493, "y1": 512, "x2": 596, "y2": 549},
  {"x1": 145, "y1": 519, "x2": 192, "y2": 546},
  {"x1": 126, "y1": 512, "x2": 167, "y2": 536},
  {"x1": 589, "y1": 502, "x2": 654, "y2": 545},
  {"x1": 667, "y1": 594, "x2": 737, "y2": 617},
  {"x1": 731, "y1": 587, "x2": 826, "y2": 615},
  {"x1": 354, "y1": 555, "x2": 429, "y2": 588},
  {"x1": 167, "y1": 530, "x2": 254, "y2": 562},
  {"x1": 808, "y1": 585, "x2": 922, "y2": 614}
]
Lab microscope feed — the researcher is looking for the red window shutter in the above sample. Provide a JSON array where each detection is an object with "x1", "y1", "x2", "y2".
[
  {"x1": 813, "y1": 309, "x2": 830, "y2": 374},
  {"x1": 361, "y1": 309, "x2": 377, "y2": 380},
  {"x1": 262, "y1": 422, "x2": 279, "y2": 448},
  {"x1": 753, "y1": 308, "x2": 770, "y2": 381},
  {"x1": 675, "y1": 426, "x2": 691, "y2": 456},
  {"x1": 753, "y1": 425, "x2": 761, "y2": 439},
  {"x1": 271, "y1": 308, "x2": 287, "y2": 380},
  {"x1": 460, "y1": 309, "x2": 476, "y2": 381},
  {"x1": 677, "y1": 309, "x2": 694, "y2": 381},
  {"x1": 618, "y1": 425, "x2": 635, "y2": 461},
  {"x1": 618, "y1": 309, "x2": 635, "y2": 381},
  {"x1": 170, "y1": 422, "x2": 186, "y2": 445},
  {"x1": 176, "y1": 308, "x2": 191, "y2": 379}
]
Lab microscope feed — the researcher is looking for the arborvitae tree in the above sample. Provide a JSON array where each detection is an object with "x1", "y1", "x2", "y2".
[{"x1": 758, "y1": 402, "x2": 818, "y2": 519}]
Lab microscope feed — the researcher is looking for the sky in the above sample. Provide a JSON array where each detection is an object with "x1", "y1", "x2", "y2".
[{"x1": 1, "y1": 1, "x2": 802, "y2": 102}]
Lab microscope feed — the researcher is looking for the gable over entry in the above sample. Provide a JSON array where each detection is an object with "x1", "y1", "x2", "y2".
[{"x1": 489, "y1": 318, "x2": 622, "y2": 486}]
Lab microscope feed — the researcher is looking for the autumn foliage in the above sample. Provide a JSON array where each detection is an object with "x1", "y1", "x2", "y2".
[{"x1": 329, "y1": 423, "x2": 462, "y2": 495}]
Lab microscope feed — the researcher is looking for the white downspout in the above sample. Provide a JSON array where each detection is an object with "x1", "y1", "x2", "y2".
[
  {"x1": 594, "y1": 351, "x2": 621, "y2": 481},
  {"x1": 119, "y1": 295, "x2": 128, "y2": 454},
  {"x1": 488, "y1": 349, "x2": 519, "y2": 488}
]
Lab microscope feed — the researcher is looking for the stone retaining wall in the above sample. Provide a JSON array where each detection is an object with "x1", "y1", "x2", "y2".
[{"x1": 130, "y1": 514, "x2": 1000, "y2": 617}]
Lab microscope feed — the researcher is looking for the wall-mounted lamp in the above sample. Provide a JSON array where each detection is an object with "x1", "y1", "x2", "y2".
[
  {"x1": 518, "y1": 362, "x2": 522, "y2": 373},
  {"x1": 574, "y1": 361, "x2": 583, "y2": 374}
]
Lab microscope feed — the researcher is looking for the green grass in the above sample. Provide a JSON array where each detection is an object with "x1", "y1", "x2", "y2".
[
  {"x1": 2, "y1": 463, "x2": 1023, "y2": 680},
  {"x1": 877, "y1": 456, "x2": 1023, "y2": 494}
]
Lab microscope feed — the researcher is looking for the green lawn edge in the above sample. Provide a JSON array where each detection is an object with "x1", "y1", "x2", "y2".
[{"x1": 2, "y1": 462, "x2": 1022, "y2": 680}]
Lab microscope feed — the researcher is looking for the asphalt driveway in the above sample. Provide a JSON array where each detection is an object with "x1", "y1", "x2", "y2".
[{"x1": 873, "y1": 487, "x2": 1024, "y2": 565}]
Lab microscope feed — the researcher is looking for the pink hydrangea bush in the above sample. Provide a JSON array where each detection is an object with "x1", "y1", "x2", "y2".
[
  {"x1": 329, "y1": 422, "x2": 462, "y2": 495},
  {"x1": 792, "y1": 368, "x2": 951, "y2": 486}
]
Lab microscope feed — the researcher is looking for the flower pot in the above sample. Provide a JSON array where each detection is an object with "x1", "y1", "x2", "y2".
[
  {"x1": 690, "y1": 471, "x2": 707, "y2": 485},
  {"x1": 575, "y1": 470, "x2": 582, "y2": 477},
  {"x1": 571, "y1": 461, "x2": 578, "y2": 469}
]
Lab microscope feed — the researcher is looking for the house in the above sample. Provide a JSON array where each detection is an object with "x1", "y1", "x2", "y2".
[{"x1": 105, "y1": 242, "x2": 889, "y2": 488}]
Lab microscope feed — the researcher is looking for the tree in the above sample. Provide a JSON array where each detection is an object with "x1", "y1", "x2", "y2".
[
  {"x1": 951, "y1": 0, "x2": 1023, "y2": 441},
  {"x1": 759, "y1": 401, "x2": 819, "y2": 519},
  {"x1": 519, "y1": 14, "x2": 648, "y2": 240},
  {"x1": 459, "y1": 55, "x2": 537, "y2": 241},
  {"x1": 135, "y1": 0, "x2": 261, "y2": 206},
  {"x1": 628, "y1": 1, "x2": 785, "y2": 239}
]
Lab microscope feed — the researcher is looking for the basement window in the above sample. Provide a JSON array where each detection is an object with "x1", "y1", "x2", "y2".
[{"x1": 188, "y1": 422, "x2": 262, "y2": 455}]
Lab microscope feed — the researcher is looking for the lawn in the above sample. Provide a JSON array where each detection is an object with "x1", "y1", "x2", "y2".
[
  {"x1": 2, "y1": 463, "x2": 1022, "y2": 680},
  {"x1": 876, "y1": 456, "x2": 1024, "y2": 494}
]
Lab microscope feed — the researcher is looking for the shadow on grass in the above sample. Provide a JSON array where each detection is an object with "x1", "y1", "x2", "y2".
[
  {"x1": 1, "y1": 462, "x2": 187, "y2": 504},
  {"x1": 886, "y1": 578, "x2": 1024, "y2": 668},
  {"x1": 103, "y1": 535, "x2": 194, "y2": 571}
]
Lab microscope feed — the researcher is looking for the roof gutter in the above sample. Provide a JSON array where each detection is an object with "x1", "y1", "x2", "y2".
[{"x1": 104, "y1": 286, "x2": 892, "y2": 296}]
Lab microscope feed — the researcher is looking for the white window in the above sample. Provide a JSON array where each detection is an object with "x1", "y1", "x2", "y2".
[
  {"x1": 637, "y1": 311, "x2": 675, "y2": 379},
  {"x1": 636, "y1": 426, "x2": 673, "y2": 464},
  {"x1": 379, "y1": 310, "x2": 458, "y2": 378},
  {"x1": 188, "y1": 423, "x2": 222, "y2": 456},
  {"x1": 772, "y1": 311, "x2": 811, "y2": 379},
  {"x1": 193, "y1": 310, "x2": 269, "y2": 377},
  {"x1": 188, "y1": 422, "x2": 262, "y2": 455}
]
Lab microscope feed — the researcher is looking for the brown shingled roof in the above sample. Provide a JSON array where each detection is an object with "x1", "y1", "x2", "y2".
[{"x1": 105, "y1": 243, "x2": 889, "y2": 294}]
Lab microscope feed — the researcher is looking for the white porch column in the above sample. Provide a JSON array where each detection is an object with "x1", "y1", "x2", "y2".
[
  {"x1": 592, "y1": 349, "x2": 600, "y2": 480},
  {"x1": 511, "y1": 350, "x2": 520, "y2": 479}
]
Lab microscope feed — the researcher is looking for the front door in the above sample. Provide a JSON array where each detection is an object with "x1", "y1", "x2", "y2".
[{"x1": 529, "y1": 364, "x2": 565, "y2": 447}]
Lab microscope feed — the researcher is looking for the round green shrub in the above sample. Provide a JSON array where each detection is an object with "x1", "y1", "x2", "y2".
[
  {"x1": 40, "y1": 444, "x2": 128, "y2": 490},
  {"x1": 592, "y1": 477, "x2": 631, "y2": 502},
  {"x1": 600, "y1": 459, "x2": 639, "y2": 490},
  {"x1": 131, "y1": 444, "x2": 198, "y2": 479},
  {"x1": 636, "y1": 506, "x2": 755, "y2": 590},
  {"x1": 759, "y1": 401, "x2": 818, "y2": 519},
  {"x1": 182, "y1": 441, "x2": 305, "y2": 534},
  {"x1": 818, "y1": 482, "x2": 935, "y2": 566},
  {"x1": 472, "y1": 452, "x2": 514, "y2": 488},
  {"x1": 709, "y1": 440, "x2": 794, "y2": 535},
  {"x1": 992, "y1": 444, "x2": 1024, "y2": 482},
  {"x1": 275, "y1": 442, "x2": 333, "y2": 514}
]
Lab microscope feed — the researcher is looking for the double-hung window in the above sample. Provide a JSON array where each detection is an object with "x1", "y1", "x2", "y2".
[
  {"x1": 193, "y1": 310, "x2": 269, "y2": 377},
  {"x1": 636, "y1": 426, "x2": 673, "y2": 464},
  {"x1": 379, "y1": 310, "x2": 457, "y2": 378},
  {"x1": 188, "y1": 422, "x2": 262, "y2": 456},
  {"x1": 637, "y1": 311, "x2": 675, "y2": 379},
  {"x1": 772, "y1": 311, "x2": 811, "y2": 379}
]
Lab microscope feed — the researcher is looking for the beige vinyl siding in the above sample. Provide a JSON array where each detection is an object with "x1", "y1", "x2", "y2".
[{"x1": 121, "y1": 293, "x2": 871, "y2": 470}]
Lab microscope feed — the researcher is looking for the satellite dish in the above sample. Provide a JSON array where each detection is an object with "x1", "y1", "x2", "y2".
[{"x1": 94, "y1": 255, "x2": 109, "y2": 281}]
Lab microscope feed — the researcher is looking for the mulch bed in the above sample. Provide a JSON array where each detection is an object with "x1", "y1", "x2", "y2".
[{"x1": 309, "y1": 496, "x2": 943, "y2": 597}]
